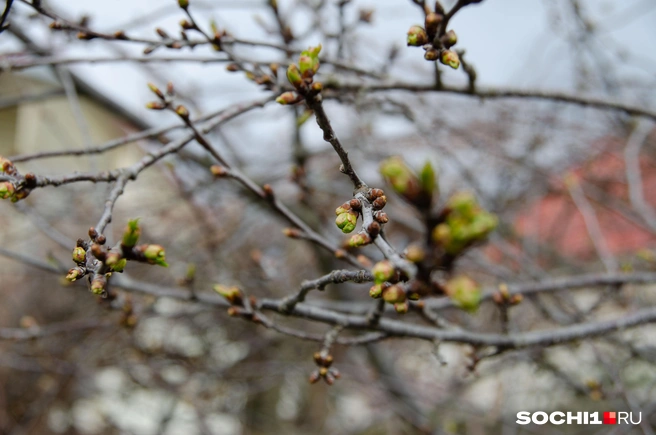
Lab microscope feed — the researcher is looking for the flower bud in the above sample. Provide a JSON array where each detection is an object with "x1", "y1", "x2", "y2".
[
  {"x1": 443, "y1": 29, "x2": 457, "y2": 48},
  {"x1": 226, "y1": 63, "x2": 240, "y2": 72},
  {"x1": 383, "y1": 284, "x2": 406, "y2": 304},
  {"x1": 374, "y1": 211, "x2": 389, "y2": 224},
  {"x1": 210, "y1": 165, "x2": 228, "y2": 177},
  {"x1": 299, "y1": 55, "x2": 314, "y2": 76},
  {"x1": 147, "y1": 82, "x2": 164, "y2": 99},
  {"x1": 372, "y1": 260, "x2": 394, "y2": 283},
  {"x1": 407, "y1": 25, "x2": 428, "y2": 46},
  {"x1": 283, "y1": 228, "x2": 302, "y2": 238},
  {"x1": 143, "y1": 244, "x2": 168, "y2": 267},
  {"x1": 90, "y1": 276, "x2": 106, "y2": 295},
  {"x1": 72, "y1": 247, "x2": 86, "y2": 263},
  {"x1": 372, "y1": 195, "x2": 387, "y2": 210},
  {"x1": 0, "y1": 156, "x2": 15, "y2": 173},
  {"x1": 66, "y1": 267, "x2": 84, "y2": 282},
  {"x1": 424, "y1": 47, "x2": 439, "y2": 61},
  {"x1": 146, "y1": 101, "x2": 166, "y2": 110},
  {"x1": 394, "y1": 301, "x2": 409, "y2": 314},
  {"x1": 0, "y1": 182, "x2": 15, "y2": 199},
  {"x1": 175, "y1": 105, "x2": 189, "y2": 118},
  {"x1": 105, "y1": 252, "x2": 123, "y2": 268},
  {"x1": 404, "y1": 244, "x2": 426, "y2": 263},
  {"x1": 348, "y1": 233, "x2": 370, "y2": 248},
  {"x1": 276, "y1": 91, "x2": 301, "y2": 105},
  {"x1": 335, "y1": 203, "x2": 351, "y2": 215},
  {"x1": 440, "y1": 49, "x2": 460, "y2": 69},
  {"x1": 445, "y1": 275, "x2": 481, "y2": 312},
  {"x1": 380, "y1": 156, "x2": 430, "y2": 208},
  {"x1": 425, "y1": 12, "x2": 442, "y2": 37},
  {"x1": 369, "y1": 284, "x2": 383, "y2": 299},
  {"x1": 286, "y1": 64, "x2": 303, "y2": 88},
  {"x1": 122, "y1": 218, "x2": 141, "y2": 248},
  {"x1": 335, "y1": 212, "x2": 357, "y2": 233},
  {"x1": 213, "y1": 284, "x2": 243, "y2": 305},
  {"x1": 178, "y1": 0, "x2": 189, "y2": 8}
]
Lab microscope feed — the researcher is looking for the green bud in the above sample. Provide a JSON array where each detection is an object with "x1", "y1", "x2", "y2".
[
  {"x1": 371, "y1": 260, "x2": 394, "y2": 283},
  {"x1": 443, "y1": 29, "x2": 457, "y2": 47},
  {"x1": 286, "y1": 64, "x2": 302, "y2": 88},
  {"x1": 276, "y1": 91, "x2": 300, "y2": 105},
  {"x1": 407, "y1": 25, "x2": 428, "y2": 46},
  {"x1": 380, "y1": 156, "x2": 430, "y2": 208},
  {"x1": 66, "y1": 267, "x2": 84, "y2": 282},
  {"x1": 178, "y1": 0, "x2": 189, "y2": 8},
  {"x1": 143, "y1": 244, "x2": 168, "y2": 267},
  {"x1": 299, "y1": 55, "x2": 313, "y2": 75},
  {"x1": 394, "y1": 301, "x2": 409, "y2": 314},
  {"x1": 382, "y1": 285, "x2": 406, "y2": 304},
  {"x1": 369, "y1": 284, "x2": 383, "y2": 299},
  {"x1": 122, "y1": 218, "x2": 141, "y2": 248},
  {"x1": 440, "y1": 49, "x2": 460, "y2": 69},
  {"x1": 419, "y1": 160, "x2": 437, "y2": 199},
  {"x1": 111, "y1": 258, "x2": 127, "y2": 272},
  {"x1": 213, "y1": 284, "x2": 243, "y2": 305},
  {"x1": 0, "y1": 182, "x2": 15, "y2": 199},
  {"x1": 348, "y1": 233, "x2": 370, "y2": 248},
  {"x1": 72, "y1": 247, "x2": 86, "y2": 263},
  {"x1": 335, "y1": 212, "x2": 357, "y2": 233},
  {"x1": 90, "y1": 276, "x2": 106, "y2": 295},
  {"x1": 445, "y1": 275, "x2": 481, "y2": 312}
]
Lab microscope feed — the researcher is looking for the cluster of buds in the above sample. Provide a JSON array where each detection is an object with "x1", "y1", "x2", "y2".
[
  {"x1": 309, "y1": 352, "x2": 340, "y2": 385},
  {"x1": 432, "y1": 191, "x2": 498, "y2": 256},
  {"x1": 117, "y1": 219, "x2": 168, "y2": 267},
  {"x1": 369, "y1": 260, "x2": 410, "y2": 313},
  {"x1": 492, "y1": 283, "x2": 523, "y2": 306},
  {"x1": 145, "y1": 82, "x2": 176, "y2": 111},
  {"x1": 276, "y1": 45, "x2": 322, "y2": 105},
  {"x1": 444, "y1": 275, "x2": 481, "y2": 312},
  {"x1": 380, "y1": 157, "x2": 436, "y2": 211},
  {"x1": 0, "y1": 156, "x2": 34, "y2": 202},
  {"x1": 405, "y1": 3, "x2": 461, "y2": 69}
]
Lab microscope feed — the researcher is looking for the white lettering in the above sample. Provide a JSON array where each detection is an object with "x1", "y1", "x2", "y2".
[
  {"x1": 532, "y1": 412, "x2": 549, "y2": 425},
  {"x1": 550, "y1": 412, "x2": 565, "y2": 425},
  {"x1": 516, "y1": 412, "x2": 531, "y2": 425},
  {"x1": 567, "y1": 412, "x2": 583, "y2": 424}
]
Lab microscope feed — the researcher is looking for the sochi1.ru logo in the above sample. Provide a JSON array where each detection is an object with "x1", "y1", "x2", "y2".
[{"x1": 516, "y1": 411, "x2": 642, "y2": 425}]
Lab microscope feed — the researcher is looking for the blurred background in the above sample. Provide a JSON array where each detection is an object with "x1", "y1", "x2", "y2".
[{"x1": 1, "y1": 0, "x2": 656, "y2": 433}]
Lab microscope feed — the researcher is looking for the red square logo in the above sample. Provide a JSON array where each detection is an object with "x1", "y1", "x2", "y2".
[{"x1": 603, "y1": 412, "x2": 616, "y2": 425}]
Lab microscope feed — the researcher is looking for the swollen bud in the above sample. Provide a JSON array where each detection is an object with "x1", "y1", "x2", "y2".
[
  {"x1": 407, "y1": 25, "x2": 428, "y2": 46},
  {"x1": 122, "y1": 218, "x2": 141, "y2": 248},
  {"x1": 394, "y1": 301, "x2": 409, "y2": 314},
  {"x1": 213, "y1": 285, "x2": 243, "y2": 305},
  {"x1": 348, "y1": 233, "x2": 370, "y2": 248},
  {"x1": 175, "y1": 105, "x2": 190, "y2": 118},
  {"x1": 90, "y1": 276, "x2": 107, "y2": 295},
  {"x1": 369, "y1": 284, "x2": 383, "y2": 299},
  {"x1": 143, "y1": 244, "x2": 168, "y2": 267},
  {"x1": 72, "y1": 247, "x2": 86, "y2": 263},
  {"x1": 147, "y1": 82, "x2": 164, "y2": 99},
  {"x1": 0, "y1": 182, "x2": 15, "y2": 200},
  {"x1": 440, "y1": 49, "x2": 460, "y2": 69},
  {"x1": 372, "y1": 260, "x2": 394, "y2": 283},
  {"x1": 276, "y1": 91, "x2": 301, "y2": 105},
  {"x1": 335, "y1": 212, "x2": 357, "y2": 233},
  {"x1": 382, "y1": 284, "x2": 406, "y2": 304},
  {"x1": 66, "y1": 267, "x2": 84, "y2": 282},
  {"x1": 443, "y1": 29, "x2": 457, "y2": 48},
  {"x1": 178, "y1": 0, "x2": 189, "y2": 8},
  {"x1": 445, "y1": 275, "x2": 481, "y2": 312},
  {"x1": 286, "y1": 64, "x2": 303, "y2": 88},
  {"x1": 424, "y1": 47, "x2": 439, "y2": 61}
]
